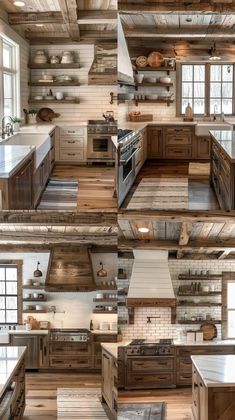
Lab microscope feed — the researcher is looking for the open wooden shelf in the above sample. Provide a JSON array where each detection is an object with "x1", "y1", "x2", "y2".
[
  {"x1": 177, "y1": 292, "x2": 221, "y2": 296},
  {"x1": 136, "y1": 66, "x2": 175, "y2": 72},
  {"x1": 177, "y1": 302, "x2": 222, "y2": 307},
  {"x1": 29, "y1": 82, "x2": 80, "y2": 87},
  {"x1": 28, "y1": 98, "x2": 80, "y2": 104},
  {"x1": 93, "y1": 298, "x2": 117, "y2": 303},
  {"x1": 28, "y1": 63, "x2": 81, "y2": 69},
  {"x1": 95, "y1": 286, "x2": 117, "y2": 291},
  {"x1": 23, "y1": 285, "x2": 44, "y2": 290},
  {"x1": 136, "y1": 82, "x2": 173, "y2": 88},
  {"x1": 23, "y1": 310, "x2": 47, "y2": 314},
  {"x1": 178, "y1": 274, "x2": 222, "y2": 281},
  {"x1": 178, "y1": 320, "x2": 222, "y2": 325},
  {"x1": 23, "y1": 297, "x2": 47, "y2": 302},
  {"x1": 93, "y1": 310, "x2": 117, "y2": 314}
]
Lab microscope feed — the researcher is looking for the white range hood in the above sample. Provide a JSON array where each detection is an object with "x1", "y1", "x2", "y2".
[{"x1": 126, "y1": 250, "x2": 176, "y2": 308}]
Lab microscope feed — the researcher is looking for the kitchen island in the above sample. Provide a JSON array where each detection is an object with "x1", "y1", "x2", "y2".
[
  {"x1": 101, "y1": 342, "x2": 118, "y2": 419},
  {"x1": 192, "y1": 355, "x2": 235, "y2": 420},
  {"x1": 0, "y1": 346, "x2": 26, "y2": 418}
]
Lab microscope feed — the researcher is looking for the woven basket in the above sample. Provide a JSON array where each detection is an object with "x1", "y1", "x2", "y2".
[{"x1": 147, "y1": 51, "x2": 164, "y2": 68}]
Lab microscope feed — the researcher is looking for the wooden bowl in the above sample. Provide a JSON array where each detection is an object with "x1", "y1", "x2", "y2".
[{"x1": 147, "y1": 52, "x2": 164, "y2": 68}]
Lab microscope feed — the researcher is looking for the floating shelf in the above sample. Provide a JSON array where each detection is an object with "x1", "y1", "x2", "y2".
[
  {"x1": 22, "y1": 285, "x2": 44, "y2": 290},
  {"x1": 178, "y1": 274, "x2": 222, "y2": 281},
  {"x1": 23, "y1": 310, "x2": 47, "y2": 314},
  {"x1": 23, "y1": 297, "x2": 47, "y2": 302},
  {"x1": 136, "y1": 82, "x2": 173, "y2": 88},
  {"x1": 136, "y1": 66, "x2": 175, "y2": 74},
  {"x1": 28, "y1": 98, "x2": 80, "y2": 104},
  {"x1": 95, "y1": 286, "x2": 117, "y2": 291},
  {"x1": 177, "y1": 302, "x2": 222, "y2": 307},
  {"x1": 177, "y1": 292, "x2": 221, "y2": 297},
  {"x1": 93, "y1": 310, "x2": 117, "y2": 314},
  {"x1": 28, "y1": 63, "x2": 81, "y2": 69},
  {"x1": 178, "y1": 320, "x2": 222, "y2": 325},
  {"x1": 29, "y1": 82, "x2": 80, "y2": 87},
  {"x1": 93, "y1": 298, "x2": 117, "y2": 303}
]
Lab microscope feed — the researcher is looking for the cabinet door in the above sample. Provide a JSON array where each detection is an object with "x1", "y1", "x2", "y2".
[
  {"x1": 102, "y1": 350, "x2": 112, "y2": 407},
  {"x1": 9, "y1": 159, "x2": 33, "y2": 210},
  {"x1": 197, "y1": 137, "x2": 211, "y2": 159},
  {"x1": 11, "y1": 335, "x2": 39, "y2": 369},
  {"x1": 39, "y1": 336, "x2": 48, "y2": 368},
  {"x1": 147, "y1": 127, "x2": 163, "y2": 158},
  {"x1": 192, "y1": 368, "x2": 200, "y2": 420},
  {"x1": 50, "y1": 130, "x2": 55, "y2": 170}
]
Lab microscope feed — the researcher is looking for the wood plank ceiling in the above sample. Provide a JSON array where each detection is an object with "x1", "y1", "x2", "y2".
[
  {"x1": 1, "y1": 0, "x2": 117, "y2": 42},
  {"x1": 118, "y1": 213, "x2": 235, "y2": 259}
]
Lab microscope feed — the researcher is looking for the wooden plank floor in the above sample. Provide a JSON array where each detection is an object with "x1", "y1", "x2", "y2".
[
  {"x1": 23, "y1": 372, "x2": 102, "y2": 419},
  {"x1": 118, "y1": 388, "x2": 193, "y2": 420},
  {"x1": 121, "y1": 161, "x2": 219, "y2": 211},
  {"x1": 50, "y1": 164, "x2": 117, "y2": 212}
]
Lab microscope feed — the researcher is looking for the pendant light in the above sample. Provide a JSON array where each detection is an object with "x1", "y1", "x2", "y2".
[
  {"x1": 209, "y1": 43, "x2": 221, "y2": 61},
  {"x1": 97, "y1": 262, "x2": 107, "y2": 277},
  {"x1": 33, "y1": 261, "x2": 43, "y2": 278}
]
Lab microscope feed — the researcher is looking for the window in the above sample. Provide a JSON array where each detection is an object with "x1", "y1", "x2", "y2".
[
  {"x1": 0, "y1": 35, "x2": 20, "y2": 120},
  {"x1": 227, "y1": 280, "x2": 235, "y2": 338},
  {"x1": 179, "y1": 63, "x2": 235, "y2": 116},
  {"x1": 0, "y1": 262, "x2": 22, "y2": 324}
]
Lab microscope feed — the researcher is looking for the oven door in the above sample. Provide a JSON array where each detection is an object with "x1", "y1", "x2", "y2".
[
  {"x1": 118, "y1": 149, "x2": 136, "y2": 206},
  {"x1": 87, "y1": 134, "x2": 113, "y2": 160}
]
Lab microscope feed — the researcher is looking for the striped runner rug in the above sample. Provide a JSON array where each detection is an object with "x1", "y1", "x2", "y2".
[
  {"x1": 37, "y1": 179, "x2": 78, "y2": 210},
  {"x1": 126, "y1": 177, "x2": 189, "y2": 210},
  {"x1": 57, "y1": 388, "x2": 108, "y2": 419}
]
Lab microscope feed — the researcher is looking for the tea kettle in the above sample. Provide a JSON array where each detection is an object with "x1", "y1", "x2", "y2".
[{"x1": 103, "y1": 111, "x2": 114, "y2": 123}]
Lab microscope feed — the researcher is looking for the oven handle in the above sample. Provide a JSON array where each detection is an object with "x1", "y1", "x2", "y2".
[{"x1": 119, "y1": 148, "x2": 139, "y2": 166}]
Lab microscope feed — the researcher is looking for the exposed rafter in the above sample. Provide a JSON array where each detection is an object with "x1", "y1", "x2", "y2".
[
  {"x1": 77, "y1": 10, "x2": 117, "y2": 25},
  {"x1": 8, "y1": 12, "x2": 63, "y2": 25},
  {"x1": 57, "y1": 0, "x2": 80, "y2": 41},
  {"x1": 119, "y1": 1, "x2": 235, "y2": 14},
  {"x1": 179, "y1": 223, "x2": 193, "y2": 246}
]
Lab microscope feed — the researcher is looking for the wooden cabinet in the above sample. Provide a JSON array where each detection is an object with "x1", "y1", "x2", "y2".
[
  {"x1": 58, "y1": 126, "x2": 85, "y2": 163},
  {"x1": 11, "y1": 335, "x2": 39, "y2": 369},
  {"x1": 147, "y1": 127, "x2": 163, "y2": 158},
  {"x1": 102, "y1": 348, "x2": 117, "y2": 419},
  {"x1": 164, "y1": 127, "x2": 193, "y2": 159},
  {"x1": 49, "y1": 129, "x2": 55, "y2": 171},
  {"x1": 118, "y1": 346, "x2": 125, "y2": 389},
  {"x1": 10, "y1": 359, "x2": 25, "y2": 419},
  {"x1": 93, "y1": 334, "x2": 117, "y2": 370},
  {"x1": 49, "y1": 341, "x2": 92, "y2": 370},
  {"x1": 211, "y1": 138, "x2": 234, "y2": 210},
  {"x1": 196, "y1": 136, "x2": 211, "y2": 159},
  {"x1": 39, "y1": 335, "x2": 48, "y2": 368},
  {"x1": 8, "y1": 158, "x2": 33, "y2": 210},
  {"x1": 33, "y1": 151, "x2": 51, "y2": 208}
]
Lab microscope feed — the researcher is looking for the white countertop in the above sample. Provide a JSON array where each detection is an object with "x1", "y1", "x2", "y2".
[
  {"x1": 192, "y1": 355, "x2": 235, "y2": 387},
  {"x1": 92, "y1": 330, "x2": 117, "y2": 335},
  {"x1": 174, "y1": 339, "x2": 235, "y2": 346},
  {"x1": 8, "y1": 329, "x2": 48, "y2": 335},
  {"x1": 101, "y1": 342, "x2": 118, "y2": 358},
  {"x1": 111, "y1": 135, "x2": 118, "y2": 149},
  {"x1": 0, "y1": 145, "x2": 34, "y2": 178},
  {"x1": 0, "y1": 346, "x2": 26, "y2": 398}
]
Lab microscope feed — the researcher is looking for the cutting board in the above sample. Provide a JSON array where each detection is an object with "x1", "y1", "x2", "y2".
[
  {"x1": 200, "y1": 322, "x2": 217, "y2": 340},
  {"x1": 118, "y1": 403, "x2": 165, "y2": 420}
]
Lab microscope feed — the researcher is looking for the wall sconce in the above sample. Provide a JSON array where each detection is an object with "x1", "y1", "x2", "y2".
[
  {"x1": 97, "y1": 262, "x2": 107, "y2": 277},
  {"x1": 33, "y1": 261, "x2": 42, "y2": 277}
]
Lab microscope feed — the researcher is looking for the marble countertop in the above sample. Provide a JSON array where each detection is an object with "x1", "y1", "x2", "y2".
[
  {"x1": 101, "y1": 342, "x2": 118, "y2": 358},
  {"x1": 210, "y1": 130, "x2": 235, "y2": 162},
  {"x1": 0, "y1": 145, "x2": 34, "y2": 178},
  {"x1": 174, "y1": 339, "x2": 235, "y2": 346},
  {"x1": 192, "y1": 355, "x2": 235, "y2": 387},
  {"x1": 0, "y1": 346, "x2": 26, "y2": 399},
  {"x1": 92, "y1": 330, "x2": 117, "y2": 335},
  {"x1": 8, "y1": 329, "x2": 48, "y2": 335}
]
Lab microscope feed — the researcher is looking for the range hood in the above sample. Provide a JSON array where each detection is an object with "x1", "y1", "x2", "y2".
[
  {"x1": 118, "y1": 14, "x2": 134, "y2": 86},
  {"x1": 45, "y1": 246, "x2": 96, "y2": 292},
  {"x1": 126, "y1": 250, "x2": 176, "y2": 310}
]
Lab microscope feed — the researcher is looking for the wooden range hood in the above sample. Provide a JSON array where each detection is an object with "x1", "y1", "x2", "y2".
[{"x1": 45, "y1": 246, "x2": 96, "y2": 292}]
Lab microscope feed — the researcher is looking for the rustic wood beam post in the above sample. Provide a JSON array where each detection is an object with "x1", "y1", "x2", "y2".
[
  {"x1": 58, "y1": 0, "x2": 80, "y2": 41},
  {"x1": 179, "y1": 223, "x2": 193, "y2": 246},
  {"x1": 8, "y1": 12, "x2": 63, "y2": 25}
]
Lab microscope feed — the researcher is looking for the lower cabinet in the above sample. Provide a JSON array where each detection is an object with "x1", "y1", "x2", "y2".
[
  {"x1": 8, "y1": 359, "x2": 25, "y2": 419},
  {"x1": 102, "y1": 348, "x2": 117, "y2": 419},
  {"x1": 147, "y1": 127, "x2": 163, "y2": 158},
  {"x1": 196, "y1": 136, "x2": 211, "y2": 159},
  {"x1": 8, "y1": 158, "x2": 33, "y2": 210},
  {"x1": 93, "y1": 334, "x2": 117, "y2": 369},
  {"x1": 49, "y1": 342, "x2": 92, "y2": 369},
  {"x1": 11, "y1": 335, "x2": 39, "y2": 369},
  {"x1": 33, "y1": 151, "x2": 51, "y2": 208}
]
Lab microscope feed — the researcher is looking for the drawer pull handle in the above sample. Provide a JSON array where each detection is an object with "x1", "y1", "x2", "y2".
[
  {"x1": 194, "y1": 382, "x2": 199, "y2": 388},
  {"x1": 68, "y1": 153, "x2": 76, "y2": 156},
  {"x1": 68, "y1": 141, "x2": 76, "y2": 144}
]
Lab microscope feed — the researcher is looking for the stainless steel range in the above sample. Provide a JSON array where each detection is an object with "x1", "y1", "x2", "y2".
[
  {"x1": 118, "y1": 129, "x2": 143, "y2": 206},
  {"x1": 124, "y1": 339, "x2": 175, "y2": 390},
  {"x1": 87, "y1": 119, "x2": 117, "y2": 162},
  {"x1": 49, "y1": 328, "x2": 92, "y2": 342}
]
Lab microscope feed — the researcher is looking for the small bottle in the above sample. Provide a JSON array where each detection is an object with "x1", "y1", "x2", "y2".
[
  {"x1": 90, "y1": 320, "x2": 94, "y2": 331},
  {"x1": 185, "y1": 102, "x2": 193, "y2": 120},
  {"x1": 184, "y1": 311, "x2": 188, "y2": 321}
]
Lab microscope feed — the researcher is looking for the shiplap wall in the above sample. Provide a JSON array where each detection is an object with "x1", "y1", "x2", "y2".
[
  {"x1": 0, "y1": 18, "x2": 29, "y2": 118},
  {"x1": 30, "y1": 44, "x2": 117, "y2": 122}
]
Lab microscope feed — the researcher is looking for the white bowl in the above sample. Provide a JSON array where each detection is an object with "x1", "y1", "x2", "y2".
[{"x1": 159, "y1": 76, "x2": 171, "y2": 84}]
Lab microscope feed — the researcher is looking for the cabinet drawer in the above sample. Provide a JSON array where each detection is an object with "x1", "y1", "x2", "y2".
[
  {"x1": 177, "y1": 357, "x2": 192, "y2": 372},
  {"x1": 50, "y1": 356, "x2": 91, "y2": 369},
  {"x1": 176, "y1": 371, "x2": 192, "y2": 386},
  {"x1": 165, "y1": 146, "x2": 192, "y2": 158},
  {"x1": 94, "y1": 334, "x2": 117, "y2": 343},
  {"x1": 60, "y1": 138, "x2": 84, "y2": 148},
  {"x1": 50, "y1": 343, "x2": 91, "y2": 356},
  {"x1": 165, "y1": 135, "x2": 192, "y2": 146},
  {"x1": 60, "y1": 127, "x2": 84, "y2": 136},
  {"x1": 126, "y1": 372, "x2": 175, "y2": 388},
  {"x1": 165, "y1": 127, "x2": 192, "y2": 135},
  {"x1": 59, "y1": 149, "x2": 84, "y2": 161},
  {"x1": 127, "y1": 357, "x2": 174, "y2": 372}
]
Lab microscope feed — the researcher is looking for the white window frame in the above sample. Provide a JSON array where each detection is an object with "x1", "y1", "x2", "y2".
[
  {"x1": 227, "y1": 279, "x2": 235, "y2": 339},
  {"x1": 0, "y1": 33, "x2": 20, "y2": 120}
]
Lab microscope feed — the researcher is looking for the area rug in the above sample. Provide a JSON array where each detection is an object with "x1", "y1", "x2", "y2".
[
  {"x1": 57, "y1": 388, "x2": 108, "y2": 419},
  {"x1": 126, "y1": 177, "x2": 189, "y2": 210},
  {"x1": 118, "y1": 402, "x2": 166, "y2": 420},
  {"x1": 37, "y1": 179, "x2": 78, "y2": 210}
]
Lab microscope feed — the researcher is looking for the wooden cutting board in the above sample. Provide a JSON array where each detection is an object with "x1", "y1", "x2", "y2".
[{"x1": 200, "y1": 322, "x2": 217, "y2": 340}]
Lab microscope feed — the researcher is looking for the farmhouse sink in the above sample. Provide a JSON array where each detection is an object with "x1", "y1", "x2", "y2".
[
  {"x1": 196, "y1": 122, "x2": 232, "y2": 136},
  {"x1": 0, "y1": 332, "x2": 10, "y2": 344},
  {"x1": 3, "y1": 133, "x2": 51, "y2": 170}
]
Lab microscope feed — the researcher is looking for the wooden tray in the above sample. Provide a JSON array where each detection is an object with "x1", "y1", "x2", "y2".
[
  {"x1": 129, "y1": 114, "x2": 153, "y2": 122},
  {"x1": 200, "y1": 322, "x2": 217, "y2": 340}
]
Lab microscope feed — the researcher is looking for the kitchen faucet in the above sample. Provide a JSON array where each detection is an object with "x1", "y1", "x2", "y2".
[
  {"x1": 213, "y1": 104, "x2": 218, "y2": 121},
  {"x1": 1, "y1": 116, "x2": 14, "y2": 139}
]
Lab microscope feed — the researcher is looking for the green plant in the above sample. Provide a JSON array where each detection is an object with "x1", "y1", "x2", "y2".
[
  {"x1": 28, "y1": 109, "x2": 37, "y2": 115},
  {"x1": 10, "y1": 116, "x2": 22, "y2": 123}
]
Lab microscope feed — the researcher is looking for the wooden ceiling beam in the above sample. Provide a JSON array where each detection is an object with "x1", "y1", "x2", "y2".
[
  {"x1": 217, "y1": 249, "x2": 233, "y2": 259},
  {"x1": 179, "y1": 222, "x2": 193, "y2": 246},
  {"x1": 118, "y1": 210, "x2": 235, "y2": 223},
  {"x1": 119, "y1": 2, "x2": 235, "y2": 14},
  {"x1": 26, "y1": 30, "x2": 117, "y2": 42},
  {"x1": 125, "y1": 29, "x2": 235, "y2": 39},
  {"x1": 58, "y1": 0, "x2": 80, "y2": 41},
  {"x1": 77, "y1": 10, "x2": 117, "y2": 25},
  {"x1": 118, "y1": 238, "x2": 235, "y2": 251},
  {"x1": 8, "y1": 12, "x2": 63, "y2": 25}
]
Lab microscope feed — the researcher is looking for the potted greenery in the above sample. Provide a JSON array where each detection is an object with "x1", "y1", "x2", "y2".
[
  {"x1": 10, "y1": 116, "x2": 22, "y2": 132},
  {"x1": 23, "y1": 109, "x2": 38, "y2": 125}
]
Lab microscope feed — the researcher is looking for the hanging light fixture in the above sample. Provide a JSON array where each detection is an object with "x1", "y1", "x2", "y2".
[
  {"x1": 97, "y1": 262, "x2": 107, "y2": 277},
  {"x1": 209, "y1": 43, "x2": 221, "y2": 61},
  {"x1": 33, "y1": 261, "x2": 43, "y2": 277}
]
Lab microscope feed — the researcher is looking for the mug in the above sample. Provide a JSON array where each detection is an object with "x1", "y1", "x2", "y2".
[
  {"x1": 33, "y1": 293, "x2": 38, "y2": 299},
  {"x1": 55, "y1": 92, "x2": 63, "y2": 100}
]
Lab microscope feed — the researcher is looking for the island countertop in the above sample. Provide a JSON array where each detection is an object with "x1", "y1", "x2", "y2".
[
  {"x1": 192, "y1": 355, "x2": 235, "y2": 387},
  {"x1": 210, "y1": 130, "x2": 235, "y2": 162},
  {"x1": 0, "y1": 145, "x2": 34, "y2": 178},
  {"x1": 0, "y1": 346, "x2": 26, "y2": 399}
]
